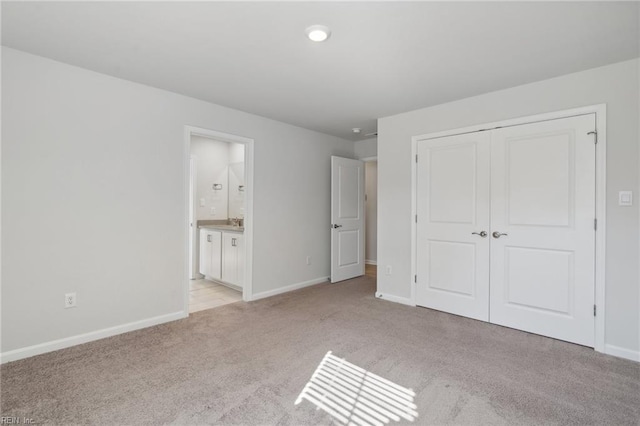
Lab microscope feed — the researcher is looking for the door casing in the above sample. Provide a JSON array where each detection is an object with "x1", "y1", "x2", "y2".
[
  {"x1": 410, "y1": 104, "x2": 607, "y2": 353},
  {"x1": 183, "y1": 125, "x2": 255, "y2": 313},
  {"x1": 189, "y1": 156, "x2": 198, "y2": 279},
  {"x1": 361, "y1": 156, "x2": 378, "y2": 268}
]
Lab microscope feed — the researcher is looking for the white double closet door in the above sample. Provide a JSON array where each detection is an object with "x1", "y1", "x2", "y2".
[{"x1": 416, "y1": 114, "x2": 596, "y2": 347}]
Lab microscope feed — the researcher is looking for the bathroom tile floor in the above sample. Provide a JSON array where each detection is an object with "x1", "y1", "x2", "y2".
[
  {"x1": 189, "y1": 279, "x2": 242, "y2": 313},
  {"x1": 189, "y1": 265, "x2": 376, "y2": 314}
]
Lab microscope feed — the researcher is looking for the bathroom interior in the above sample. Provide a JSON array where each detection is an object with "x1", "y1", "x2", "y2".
[{"x1": 189, "y1": 135, "x2": 246, "y2": 313}]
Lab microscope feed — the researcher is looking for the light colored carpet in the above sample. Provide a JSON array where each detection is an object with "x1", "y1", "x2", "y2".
[{"x1": 1, "y1": 274, "x2": 639, "y2": 425}]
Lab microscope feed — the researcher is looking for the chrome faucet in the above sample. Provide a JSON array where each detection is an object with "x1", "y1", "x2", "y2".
[{"x1": 230, "y1": 217, "x2": 243, "y2": 227}]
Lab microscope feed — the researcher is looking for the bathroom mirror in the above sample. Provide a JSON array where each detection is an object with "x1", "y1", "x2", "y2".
[{"x1": 228, "y1": 161, "x2": 245, "y2": 219}]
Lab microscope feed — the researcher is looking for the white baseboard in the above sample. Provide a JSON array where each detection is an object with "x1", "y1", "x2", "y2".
[
  {"x1": 204, "y1": 276, "x2": 242, "y2": 292},
  {"x1": 604, "y1": 344, "x2": 640, "y2": 362},
  {"x1": 0, "y1": 311, "x2": 188, "y2": 364},
  {"x1": 365, "y1": 260, "x2": 377, "y2": 265},
  {"x1": 375, "y1": 292, "x2": 415, "y2": 307},
  {"x1": 250, "y1": 277, "x2": 329, "y2": 301}
]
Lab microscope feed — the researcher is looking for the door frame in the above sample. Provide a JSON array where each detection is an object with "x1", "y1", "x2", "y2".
[
  {"x1": 410, "y1": 104, "x2": 607, "y2": 353},
  {"x1": 183, "y1": 125, "x2": 255, "y2": 313},
  {"x1": 361, "y1": 156, "x2": 378, "y2": 267},
  {"x1": 189, "y1": 156, "x2": 198, "y2": 279}
]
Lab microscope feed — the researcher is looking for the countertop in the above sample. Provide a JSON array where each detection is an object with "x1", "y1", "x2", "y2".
[{"x1": 199, "y1": 224, "x2": 244, "y2": 233}]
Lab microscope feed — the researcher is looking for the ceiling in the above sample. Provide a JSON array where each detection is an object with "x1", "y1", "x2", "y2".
[{"x1": 2, "y1": 2, "x2": 638, "y2": 141}]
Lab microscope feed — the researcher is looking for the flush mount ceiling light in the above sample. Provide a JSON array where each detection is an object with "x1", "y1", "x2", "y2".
[
  {"x1": 352, "y1": 128, "x2": 361, "y2": 134},
  {"x1": 305, "y1": 25, "x2": 331, "y2": 42}
]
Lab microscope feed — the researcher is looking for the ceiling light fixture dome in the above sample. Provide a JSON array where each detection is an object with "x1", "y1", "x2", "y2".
[{"x1": 305, "y1": 25, "x2": 331, "y2": 42}]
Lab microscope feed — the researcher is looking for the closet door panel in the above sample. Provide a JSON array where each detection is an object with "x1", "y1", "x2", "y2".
[
  {"x1": 416, "y1": 132, "x2": 491, "y2": 321},
  {"x1": 489, "y1": 114, "x2": 596, "y2": 347}
]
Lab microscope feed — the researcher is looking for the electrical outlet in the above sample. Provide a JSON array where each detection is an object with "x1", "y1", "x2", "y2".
[
  {"x1": 210, "y1": 207, "x2": 216, "y2": 216},
  {"x1": 306, "y1": 256, "x2": 311, "y2": 265},
  {"x1": 386, "y1": 266, "x2": 392, "y2": 275},
  {"x1": 65, "y1": 292, "x2": 77, "y2": 308}
]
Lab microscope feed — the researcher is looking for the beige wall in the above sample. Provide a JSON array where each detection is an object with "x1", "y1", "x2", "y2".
[
  {"x1": 354, "y1": 138, "x2": 378, "y2": 159},
  {"x1": 378, "y1": 59, "x2": 640, "y2": 357},
  {"x1": 1, "y1": 47, "x2": 354, "y2": 355}
]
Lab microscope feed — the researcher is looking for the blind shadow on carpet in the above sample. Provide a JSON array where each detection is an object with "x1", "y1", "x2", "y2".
[{"x1": 295, "y1": 351, "x2": 419, "y2": 425}]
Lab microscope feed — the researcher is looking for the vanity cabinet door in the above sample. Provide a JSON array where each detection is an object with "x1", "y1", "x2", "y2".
[
  {"x1": 235, "y1": 234, "x2": 244, "y2": 287},
  {"x1": 222, "y1": 232, "x2": 244, "y2": 287},
  {"x1": 199, "y1": 230, "x2": 222, "y2": 279},
  {"x1": 199, "y1": 229, "x2": 211, "y2": 276},
  {"x1": 209, "y1": 231, "x2": 222, "y2": 280}
]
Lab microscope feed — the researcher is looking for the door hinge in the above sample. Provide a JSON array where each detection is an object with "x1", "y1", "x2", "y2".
[
  {"x1": 414, "y1": 275, "x2": 417, "y2": 283},
  {"x1": 588, "y1": 130, "x2": 597, "y2": 144},
  {"x1": 594, "y1": 218, "x2": 597, "y2": 231},
  {"x1": 415, "y1": 214, "x2": 418, "y2": 223},
  {"x1": 594, "y1": 304, "x2": 597, "y2": 316},
  {"x1": 415, "y1": 154, "x2": 418, "y2": 163}
]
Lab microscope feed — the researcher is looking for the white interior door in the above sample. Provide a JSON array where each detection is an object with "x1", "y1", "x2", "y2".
[
  {"x1": 489, "y1": 114, "x2": 596, "y2": 346},
  {"x1": 416, "y1": 114, "x2": 597, "y2": 347},
  {"x1": 331, "y1": 156, "x2": 365, "y2": 283},
  {"x1": 416, "y1": 132, "x2": 491, "y2": 321}
]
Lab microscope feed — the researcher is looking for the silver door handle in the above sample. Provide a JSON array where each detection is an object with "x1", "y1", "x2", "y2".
[
  {"x1": 332, "y1": 224, "x2": 342, "y2": 229},
  {"x1": 472, "y1": 231, "x2": 487, "y2": 238},
  {"x1": 492, "y1": 231, "x2": 508, "y2": 238}
]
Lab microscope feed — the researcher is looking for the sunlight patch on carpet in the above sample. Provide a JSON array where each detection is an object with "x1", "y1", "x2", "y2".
[{"x1": 295, "y1": 351, "x2": 418, "y2": 426}]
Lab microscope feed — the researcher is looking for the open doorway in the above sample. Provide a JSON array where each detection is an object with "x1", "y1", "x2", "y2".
[
  {"x1": 363, "y1": 158, "x2": 377, "y2": 280},
  {"x1": 184, "y1": 126, "x2": 254, "y2": 314}
]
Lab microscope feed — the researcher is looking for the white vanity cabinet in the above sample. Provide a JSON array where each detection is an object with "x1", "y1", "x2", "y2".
[
  {"x1": 199, "y1": 228, "x2": 222, "y2": 280},
  {"x1": 199, "y1": 227, "x2": 244, "y2": 289},
  {"x1": 222, "y1": 232, "x2": 244, "y2": 288}
]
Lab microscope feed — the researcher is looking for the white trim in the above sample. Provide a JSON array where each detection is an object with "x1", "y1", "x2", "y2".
[
  {"x1": 363, "y1": 157, "x2": 378, "y2": 279},
  {"x1": 593, "y1": 106, "x2": 607, "y2": 354},
  {"x1": 413, "y1": 105, "x2": 606, "y2": 142},
  {"x1": 184, "y1": 126, "x2": 255, "y2": 309},
  {"x1": 201, "y1": 276, "x2": 242, "y2": 292},
  {"x1": 411, "y1": 104, "x2": 607, "y2": 353},
  {"x1": 0, "y1": 311, "x2": 187, "y2": 364},
  {"x1": 375, "y1": 292, "x2": 416, "y2": 307},
  {"x1": 604, "y1": 344, "x2": 640, "y2": 362},
  {"x1": 251, "y1": 277, "x2": 329, "y2": 301},
  {"x1": 189, "y1": 156, "x2": 198, "y2": 279},
  {"x1": 410, "y1": 136, "x2": 418, "y2": 306}
]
